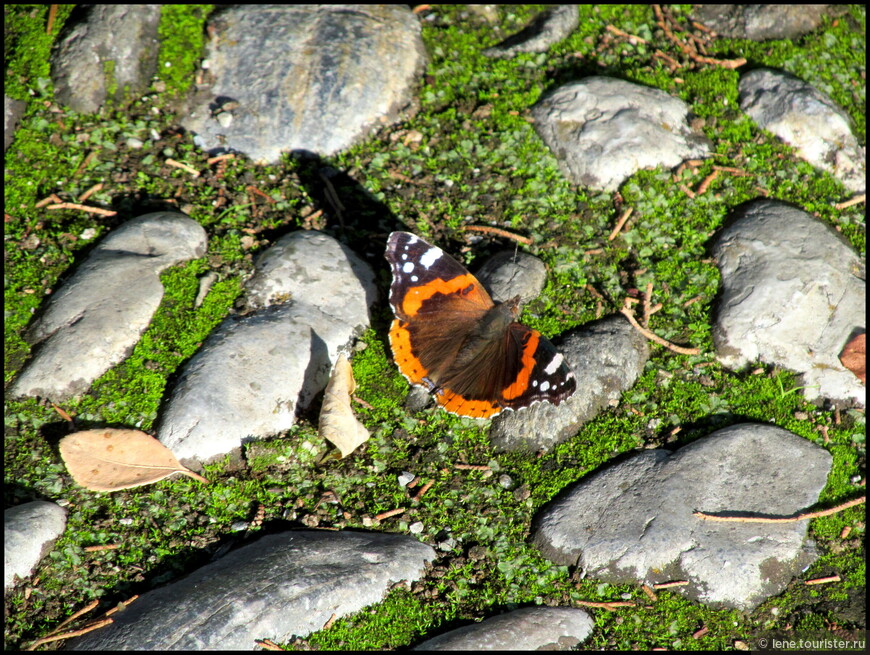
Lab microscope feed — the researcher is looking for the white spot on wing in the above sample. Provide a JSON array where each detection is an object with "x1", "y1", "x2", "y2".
[
  {"x1": 402, "y1": 262, "x2": 415, "y2": 274},
  {"x1": 544, "y1": 353, "x2": 563, "y2": 375},
  {"x1": 419, "y1": 247, "x2": 441, "y2": 269}
]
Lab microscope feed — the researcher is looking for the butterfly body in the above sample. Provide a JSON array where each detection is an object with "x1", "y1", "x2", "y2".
[{"x1": 385, "y1": 231, "x2": 576, "y2": 418}]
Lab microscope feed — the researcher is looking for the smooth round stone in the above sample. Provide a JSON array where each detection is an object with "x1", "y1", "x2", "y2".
[
  {"x1": 5, "y1": 501, "x2": 68, "y2": 591},
  {"x1": 182, "y1": 5, "x2": 427, "y2": 162},
  {"x1": 740, "y1": 68, "x2": 865, "y2": 193},
  {"x1": 51, "y1": 5, "x2": 162, "y2": 113},
  {"x1": 712, "y1": 199, "x2": 865, "y2": 406},
  {"x1": 532, "y1": 76, "x2": 712, "y2": 191}
]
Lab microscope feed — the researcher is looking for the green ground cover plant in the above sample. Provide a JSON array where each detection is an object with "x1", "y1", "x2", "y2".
[{"x1": 4, "y1": 4, "x2": 865, "y2": 650}]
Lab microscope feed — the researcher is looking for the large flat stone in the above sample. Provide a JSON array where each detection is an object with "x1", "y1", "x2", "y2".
[
  {"x1": 533, "y1": 424, "x2": 832, "y2": 610},
  {"x1": 182, "y1": 5, "x2": 427, "y2": 161},
  {"x1": 9, "y1": 213, "x2": 207, "y2": 401},
  {"x1": 68, "y1": 530, "x2": 436, "y2": 650}
]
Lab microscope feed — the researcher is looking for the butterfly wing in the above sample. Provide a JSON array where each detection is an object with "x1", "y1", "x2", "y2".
[{"x1": 386, "y1": 232, "x2": 494, "y2": 389}]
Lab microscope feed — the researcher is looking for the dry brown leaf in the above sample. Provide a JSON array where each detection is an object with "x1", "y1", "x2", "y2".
[
  {"x1": 59, "y1": 429, "x2": 209, "y2": 492},
  {"x1": 840, "y1": 333, "x2": 866, "y2": 384},
  {"x1": 319, "y1": 354, "x2": 370, "y2": 458}
]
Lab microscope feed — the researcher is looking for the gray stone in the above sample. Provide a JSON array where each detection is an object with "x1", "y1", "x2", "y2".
[
  {"x1": 712, "y1": 199, "x2": 865, "y2": 407},
  {"x1": 484, "y1": 5, "x2": 579, "y2": 57},
  {"x1": 740, "y1": 68, "x2": 865, "y2": 193},
  {"x1": 67, "y1": 530, "x2": 435, "y2": 650},
  {"x1": 9, "y1": 213, "x2": 207, "y2": 401},
  {"x1": 243, "y1": 230, "x2": 377, "y2": 329},
  {"x1": 4, "y1": 95, "x2": 27, "y2": 151},
  {"x1": 692, "y1": 5, "x2": 832, "y2": 41},
  {"x1": 5, "y1": 501, "x2": 68, "y2": 591},
  {"x1": 182, "y1": 5, "x2": 427, "y2": 162},
  {"x1": 532, "y1": 77, "x2": 712, "y2": 191},
  {"x1": 475, "y1": 250, "x2": 548, "y2": 305},
  {"x1": 158, "y1": 230, "x2": 376, "y2": 464},
  {"x1": 533, "y1": 424, "x2": 832, "y2": 611},
  {"x1": 491, "y1": 316, "x2": 649, "y2": 452},
  {"x1": 159, "y1": 303, "x2": 354, "y2": 463},
  {"x1": 51, "y1": 5, "x2": 162, "y2": 113},
  {"x1": 414, "y1": 607, "x2": 594, "y2": 651}
]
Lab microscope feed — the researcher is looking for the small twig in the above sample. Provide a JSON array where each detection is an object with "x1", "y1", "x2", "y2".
[
  {"x1": 712, "y1": 165, "x2": 751, "y2": 177},
  {"x1": 26, "y1": 619, "x2": 113, "y2": 649},
  {"x1": 817, "y1": 424, "x2": 830, "y2": 445},
  {"x1": 693, "y1": 626, "x2": 709, "y2": 639},
  {"x1": 51, "y1": 600, "x2": 99, "y2": 634},
  {"x1": 165, "y1": 158, "x2": 201, "y2": 177},
  {"x1": 411, "y1": 4, "x2": 431, "y2": 13},
  {"x1": 694, "y1": 54, "x2": 746, "y2": 69},
  {"x1": 322, "y1": 612, "x2": 338, "y2": 630},
  {"x1": 641, "y1": 584, "x2": 658, "y2": 602},
  {"x1": 653, "y1": 4, "x2": 745, "y2": 69},
  {"x1": 642, "y1": 282, "x2": 654, "y2": 327},
  {"x1": 83, "y1": 544, "x2": 119, "y2": 553},
  {"x1": 77, "y1": 183, "x2": 104, "y2": 203},
  {"x1": 46, "y1": 203, "x2": 117, "y2": 217},
  {"x1": 574, "y1": 600, "x2": 635, "y2": 611},
  {"x1": 413, "y1": 481, "x2": 434, "y2": 501},
  {"x1": 374, "y1": 507, "x2": 406, "y2": 521},
  {"x1": 353, "y1": 394, "x2": 374, "y2": 410},
  {"x1": 35, "y1": 193, "x2": 63, "y2": 208},
  {"x1": 620, "y1": 305, "x2": 701, "y2": 355},
  {"x1": 74, "y1": 151, "x2": 98, "y2": 175},
  {"x1": 246, "y1": 185, "x2": 277, "y2": 203},
  {"x1": 805, "y1": 575, "x2": 841, "y2": 586},
  {"x1": 51, "y1": 402, "x2": 74, "y2": 424},
  {"x1": 207, "y1": 153, "x2": 236, "y2": 165},
  {"x1": 840, "y1": 526, "x2": 852, "y2": 539},
  {"x1": 654, "y1": 50, "x2": 681, "y2": 72},
  {"x1": 608, "y1": 207, "x2": 634, "y2": 241},
  {"x1": 463, "y1": 225, "x2": 532, "y2": 245},
  {"x1": 694, "y1": 497, "x2": 865, "y2": 523},
  {"x1": 104, "y1": 595, "x2": 139, "y2": 617},
  {"x1": 454, "y1": 464, "x2": 491, "y2": 471},
  {"x1": 255, "y1": 638, "x2": 285, "y2": 651},
  {"x1": 683, "y1": 294, "x2": 703, "y2": 308},
  {"x1": 679, "y1": 183, "x2": 696, "y2": 199},
  {"x1": 695, "y1": 169, "x2": 719, "y2": 195},
  {"x1": 46, "y1": 5, "x2": 58, "y2": 34},
  {"x1": 606, "y1": 24, "x2": 648, "y2": 44},
  {"x1": 833, "y1": 194, "x2": 865, "y2": 210},
  {"x1": 653, "y1": 580, "x2": 689, "y2": 589}
]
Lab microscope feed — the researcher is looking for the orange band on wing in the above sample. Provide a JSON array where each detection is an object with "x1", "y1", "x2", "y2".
[
  {"x1": 400, "y1": 274, "x2": 487, "y2": 317},
  {"x1": 501, "y1": 330, "x2": 540, "y2": 400},
  {"x1": 437, "y1": 388, "x2": 503, "y2": 418},
  {"x1": 389, "y1": 319, "x2": 427, "y2": 385}
]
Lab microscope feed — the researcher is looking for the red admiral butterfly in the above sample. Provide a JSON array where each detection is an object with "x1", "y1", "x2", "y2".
[{"x1": 386, "y1": 231, "x2": 576, "y2": 418}]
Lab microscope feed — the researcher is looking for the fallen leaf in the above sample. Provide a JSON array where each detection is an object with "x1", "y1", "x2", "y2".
[
  {"x1": 59, "y1": 429, "x2": 209, "y2": 491},
  {"x1": 319, "y1": 354, "x2": 370, "y2": 458},
  {"x1": 840, "y1": 333, "x2": 865, "y2": 384}
]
